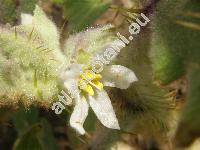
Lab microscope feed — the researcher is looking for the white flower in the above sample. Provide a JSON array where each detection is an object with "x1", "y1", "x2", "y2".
[
  {"x1": 60, "y1": 25, "x2": 138, "y2": 135},
  {"x1": 60, "y1": 63, "x2": 137, "y2": 135}
]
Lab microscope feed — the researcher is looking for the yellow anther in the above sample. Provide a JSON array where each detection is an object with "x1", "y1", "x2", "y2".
[
  {"x1": 92, "y1": 81, "x2": 103, "y2": 90},
  {"x1": 93, "y1": 74, "x2": 102, "y2": 80},
  {"x1": 82, "y1": 84, "x2": 95, "y2": 96},
  {"x1": 80, "y1": 71, "x2": 94, "y2": 80},
  {"x1": 78, "y1": 68, "x2": 103, "y2": 96}
]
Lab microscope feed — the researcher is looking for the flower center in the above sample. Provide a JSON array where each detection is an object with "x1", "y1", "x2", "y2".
[{"x1": 78, "y1": 69, "x2": 103, "y2": 96}]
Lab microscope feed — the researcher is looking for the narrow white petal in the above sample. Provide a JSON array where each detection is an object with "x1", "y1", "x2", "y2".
[
  {"x1": 60, "y1": 64, "x2": 83, "y2": 99},
  {"x1": 88, "y1": 90, "x2": 120, "y2": 130},
  {"x1": 70, "y1": 96, "x2": 89, "y2": 135},
  {"x1": 101, "y1": 65, "x2": 138, "y2": 89},
  {"x1": 64, "y1": 79, "x2": 80, "y2": 100}
]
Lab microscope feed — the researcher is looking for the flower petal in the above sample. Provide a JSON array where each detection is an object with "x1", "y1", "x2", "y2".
[
  {"x1": 64, "y1": 79, "x2": 80, "y2": 100},
  {"x1": 88, "y1": 90, "x2": 120, "y2": 130},
  {"x1": 60, "y1": 64, "x2": 83, "y2": 99},
  {"x1": 70, "y1": 96, "x2": 89, "y2": 135},
  {"x1": 101, "y1": 65, "x2": 138, "y2": 89}
]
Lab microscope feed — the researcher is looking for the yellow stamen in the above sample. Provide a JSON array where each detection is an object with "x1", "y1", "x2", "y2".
[
  {"x1": 92, "y1": 81, "x2": 103, "y2": 90},
  {"x1": 78, "y1": 68, "x2": 104, "y2": 96},
  {"x1": 82, "y1": 84, "x2": 94, "y2": 96}
]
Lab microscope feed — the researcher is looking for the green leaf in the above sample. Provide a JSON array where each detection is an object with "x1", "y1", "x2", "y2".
[
  {"x1": 151, "y1": 0, "x2": 200, "y2": 146},
  {"x1": 151, "y1": 0, "x2": 187, "y2": 84},
  {"x1": 151, "y1": 0, "x2": 200, "y2": 84},
  {"x1": 12, "y1": 105, "x2": 39, "y2": 136},
  {"x1": 39, "y1": 119, "x2": 59, "y2": 150},
  {"x1": 62, "y1": 0, "x2": 110, "y2": 32},
  {"x1": 13, "y1": 123, "x2": 43, "y2": 150},
  {"x1": 13, "y1": 106, "x2": 58, "y2": 149}
]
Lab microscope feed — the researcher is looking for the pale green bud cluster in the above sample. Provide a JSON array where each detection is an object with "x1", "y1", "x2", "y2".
[{"x1": 0, "y1": 6, "x2": 65, "y2": 106}]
